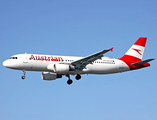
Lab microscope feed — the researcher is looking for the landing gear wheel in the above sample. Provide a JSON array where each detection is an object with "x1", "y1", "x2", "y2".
[
  {"x1": 67, "y1": 79, "x2": 73, "y2": 85},
  {"x1": 75, "y1": 74, "x2": 81, "y2": 80},
  {"x1": 22, "y1": 70, "x2": 26, "y2": 80},
  {"x1": 22, "y1": 76, "x2": 25, "y2": 79}
]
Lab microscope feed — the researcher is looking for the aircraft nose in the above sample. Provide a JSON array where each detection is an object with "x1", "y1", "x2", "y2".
[{"x1": 3, "y1": 60, "x2": 9, "y2": 67}]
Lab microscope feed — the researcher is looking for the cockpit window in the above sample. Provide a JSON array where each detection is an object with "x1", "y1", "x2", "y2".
[{"x1": 9, "y1": 57, "x2": 18, "y2": 59}]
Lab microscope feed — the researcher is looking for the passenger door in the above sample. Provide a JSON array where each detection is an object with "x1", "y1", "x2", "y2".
[{"x1": 23, "y1": 53, "x2": 28, "y2": 63}]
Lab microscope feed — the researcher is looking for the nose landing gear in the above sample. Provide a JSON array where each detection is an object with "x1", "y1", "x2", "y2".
[
  {"x1": 22, "y1": 76, "x2": 25, "y2": 79},
  {"x1": 21, "y1": 70, "x2": 26, "y2": 79}
]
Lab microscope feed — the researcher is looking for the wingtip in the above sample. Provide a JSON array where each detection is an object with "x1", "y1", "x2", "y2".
[
  {"x1": 150, "y1": 58, "x2": 155, "y2": 61},
  {"x1": 109, "y1": 47, "x2": 114, "y2": 52}
]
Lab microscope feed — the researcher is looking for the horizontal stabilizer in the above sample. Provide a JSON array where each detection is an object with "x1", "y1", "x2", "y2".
[{"x1": 132, "y1": 58, "x2": 155, "y2": 65}]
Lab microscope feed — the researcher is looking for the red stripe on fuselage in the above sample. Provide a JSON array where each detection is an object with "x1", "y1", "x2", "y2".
[
  {"x1": 119, "y1": 55, "x2": 141, "y2": 63},
  {"x1": 119, "y1": 55, "x2": 150, "y2": 70}
]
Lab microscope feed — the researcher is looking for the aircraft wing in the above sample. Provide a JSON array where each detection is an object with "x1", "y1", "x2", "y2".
[{"x1": 71, "y1": 48, "x2": 113, "y2": 71}]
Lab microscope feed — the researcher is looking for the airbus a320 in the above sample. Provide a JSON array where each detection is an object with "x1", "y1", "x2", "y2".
[{"x1": 3, "y1": 37, "x2": 154, "y2": 85}]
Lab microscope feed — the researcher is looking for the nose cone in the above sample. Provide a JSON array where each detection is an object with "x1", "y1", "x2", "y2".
[
  {"x1": 3, "y1": 60, "x2": 8, "y2": 67},
  {"x1": 3, "y1": 59, "x2": 18, "y2": 69},
  {"x1": 3, "y1": 60, "x2": 12, "y2": 68}
]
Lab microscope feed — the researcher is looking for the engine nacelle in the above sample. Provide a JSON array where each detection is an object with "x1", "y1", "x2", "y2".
[
  {"x1": 54, "y1": 64, "x2": 70, "y2": 73},
  {"x1": 42, "y1": 72, "x2": 62, "y2": 81}
]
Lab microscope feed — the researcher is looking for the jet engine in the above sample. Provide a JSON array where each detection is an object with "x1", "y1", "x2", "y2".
[
  {"x1": 54, "y1": 64, "x2": 70, "y2": 73},
  {"x1": 42, "y1": 72, "x2": 62, "y2": 80}
]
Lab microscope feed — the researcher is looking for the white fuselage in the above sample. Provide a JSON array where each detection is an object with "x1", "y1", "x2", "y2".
[
  {"x1": 3, "y1": 54, "x2": 130, "y2": 75},
  {"x1": 2, "y1": 37, "x2": 152, "y2": 85}
]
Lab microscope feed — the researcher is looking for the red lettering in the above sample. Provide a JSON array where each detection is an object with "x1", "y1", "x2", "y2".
[
  {"x1": 35, "y1": 56, "x2": 37, "y2": 60},
  {"x1": 48, "y1": 57, "x2": 50, "y2": 61},
  {"x1": 30, "y1": 55, "x2": 63, "y2": 62},
  {"x1": 41, "y1": 56, "x2": 44, "y2": 61},
  {"x1": 45, "y1": 56, "x2": 47, "y2": 61},
  {"x1": 51, "y1": 56, "x2": 53, "y2": 61},
  {"x1": 58, "y1": 57, "x2": 63, "y2": 62},
  {"x1": 37, "y1": 56, "x2": 40, "y2": 60},
  {"x1": 30, "y1": 55, "x2": 35, "y2": 60},
  {"x1": 54, "y1": 57, "x2": 58, "y2": 61}
]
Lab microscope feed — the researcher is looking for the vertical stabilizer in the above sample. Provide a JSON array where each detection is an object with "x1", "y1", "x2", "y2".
[{"x1": 119, "y1": 37, "x2": 147, "y2": 63}]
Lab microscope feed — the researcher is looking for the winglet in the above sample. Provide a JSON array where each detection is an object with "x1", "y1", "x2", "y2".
[{"x1": 109, "y1": 47, "x2": 114, "y2": 52}]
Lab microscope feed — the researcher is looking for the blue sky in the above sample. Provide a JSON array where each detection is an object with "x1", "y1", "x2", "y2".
[{"x1": 0, "y1": 0, "x2": 157, "y2": 120}]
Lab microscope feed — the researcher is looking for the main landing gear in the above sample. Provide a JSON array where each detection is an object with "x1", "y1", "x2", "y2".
[
  {"x1": 66, "y1": 74, "x2": 81, "y2": 85},
  {"x1": 75, "y1": 74, "x2": 81, "y2": 80},
  {"x1": 21, "y1": 70, "x2": 26, "y2": 79},
  {"x1": 66, "y1": 75, "x2": 73, "y2": 85}
]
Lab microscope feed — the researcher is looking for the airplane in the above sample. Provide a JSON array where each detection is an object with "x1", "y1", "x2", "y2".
[{"x1": 3, "y1": 37, "x2": 154, "y2": 85}]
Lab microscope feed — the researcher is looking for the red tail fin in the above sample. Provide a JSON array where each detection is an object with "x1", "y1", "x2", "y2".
[{"x1": 119, "y1": 37, "x2": 147, "y2": 63}]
